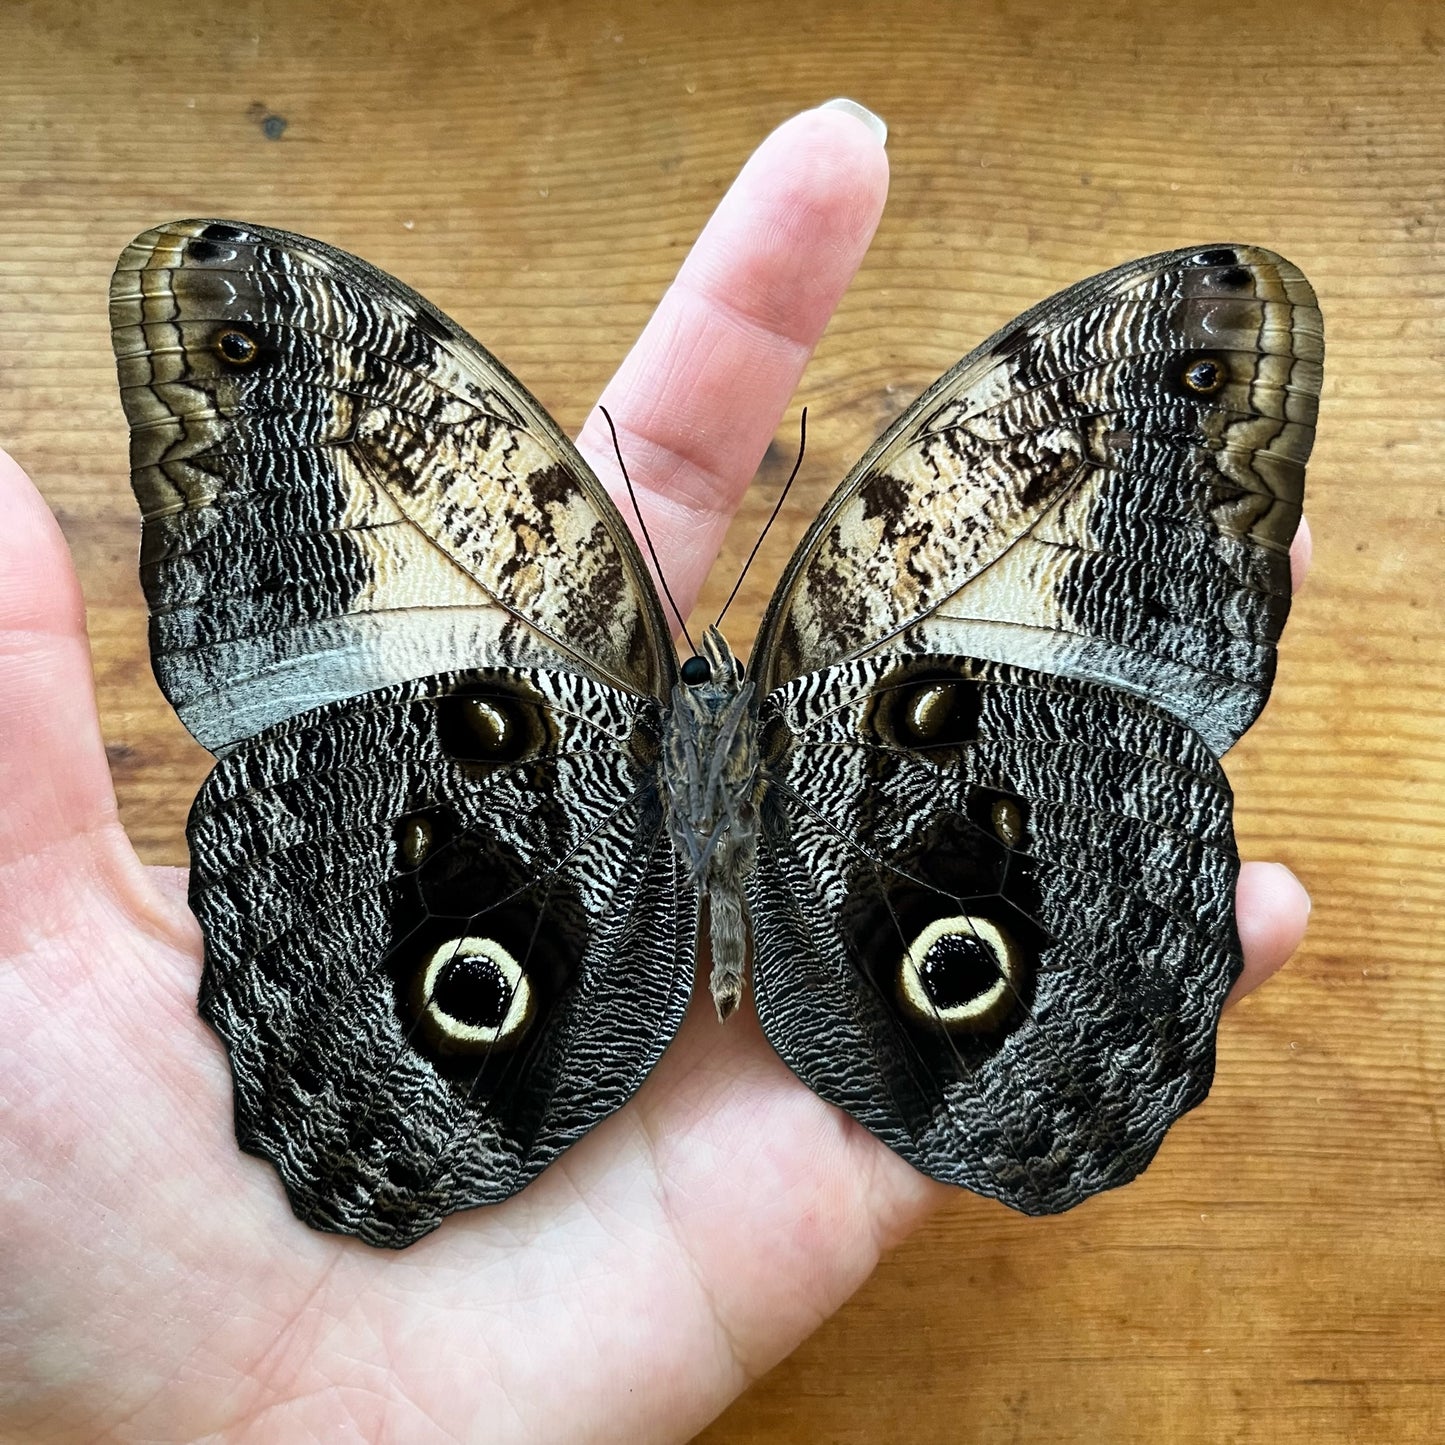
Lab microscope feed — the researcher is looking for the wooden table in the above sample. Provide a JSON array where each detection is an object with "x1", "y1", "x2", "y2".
[{"x1": 4, "y1": 0, "x2": 1442, "y2": 1439}]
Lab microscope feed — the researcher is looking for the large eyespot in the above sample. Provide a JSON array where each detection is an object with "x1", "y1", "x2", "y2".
[
  {"x1": 897, "y1": 914, "x2": 1021, "y2": 1031},
  {"x1": 417, "y1": 937, "x2": 535, "y2": 1052},
  {"x1": 213, "y1": 327, "x2": 259, "y2": 366}
]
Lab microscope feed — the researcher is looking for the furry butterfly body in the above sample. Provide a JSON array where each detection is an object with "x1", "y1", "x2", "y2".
[{"x1": 111, "y1": 223, "x2": 1320, "y2": 1246}]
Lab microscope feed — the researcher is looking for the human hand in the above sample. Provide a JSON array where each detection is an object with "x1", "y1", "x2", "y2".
[{"x1": 0, "y1": 104, "x2": 1311, "y2": 1443}]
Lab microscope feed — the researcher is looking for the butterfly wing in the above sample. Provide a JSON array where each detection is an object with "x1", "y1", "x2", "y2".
[
  {"x1": 112, "y1": 221, "x2": 690, "y2": 1245},
  {"x1": 752, "y1": 245, "x2": 1319, "y2": 756},
  {"x1": 113, "y1": 219, "x2": 673, "y2": 752},
  {"x1": 748, "y1": 246, "x2": 1320, "y2": 1211}
]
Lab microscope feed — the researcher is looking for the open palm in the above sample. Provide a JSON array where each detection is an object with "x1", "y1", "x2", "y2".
[{"x1": 0, "y1": 106, "x2": 1310, "y2": 1444}]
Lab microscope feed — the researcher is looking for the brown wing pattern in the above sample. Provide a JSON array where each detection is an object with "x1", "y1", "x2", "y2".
[
  {"x1": 111, "y1": 220, "x2": 672, "y2": 753},
  {"x1": 751, "y1": 246, "x2": 1321, "y2": 756}
]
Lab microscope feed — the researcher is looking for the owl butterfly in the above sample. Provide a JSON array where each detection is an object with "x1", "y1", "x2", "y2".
[{"x1": 110, "y1": 222, "x2": 1320, "y2": 1247}]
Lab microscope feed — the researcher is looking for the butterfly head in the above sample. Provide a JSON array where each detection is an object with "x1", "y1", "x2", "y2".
[{"x1": 679, "y1": 626, "x2": 743, "y2": 691}]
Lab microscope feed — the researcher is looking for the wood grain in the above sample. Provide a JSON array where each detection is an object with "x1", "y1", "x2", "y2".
[{"x1": 3, "y1": 0, "x2": 1442, "y2": 1439}]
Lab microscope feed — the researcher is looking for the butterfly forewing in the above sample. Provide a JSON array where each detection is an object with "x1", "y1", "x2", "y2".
[
  {"x1": 111, "y1": 219, "x2": 675, "y2": 753},
  {"x1": 751, "y1": 246, "x2": 1320, "y2": 756}
]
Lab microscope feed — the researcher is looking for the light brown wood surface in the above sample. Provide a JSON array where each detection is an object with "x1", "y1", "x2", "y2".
[{"x1": 4, "y1": 0, "x2": 1442, "y2": 1439}]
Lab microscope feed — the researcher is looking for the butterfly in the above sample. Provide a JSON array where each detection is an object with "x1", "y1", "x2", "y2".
[{"x1": 110, "y1": 222, "x2": 1320, "y2": 1247}]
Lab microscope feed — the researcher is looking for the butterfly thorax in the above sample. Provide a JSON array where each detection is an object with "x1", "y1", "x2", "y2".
[{"x1": 660, "y1": 627, "x2": 761, "y2": 1020}]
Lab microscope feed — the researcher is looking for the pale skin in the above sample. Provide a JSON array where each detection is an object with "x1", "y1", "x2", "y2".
[{"x1": 0, "y1": 106, "x2": 1312, "y2": 1443}]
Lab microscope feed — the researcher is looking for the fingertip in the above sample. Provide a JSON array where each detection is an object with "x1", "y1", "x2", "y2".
[
  {"x1": 679, "y1": 103, "x2": 890, "y2": 339},
  {"x1": 1229, "y1": 861, "x2": 1311, "y2": 1005}
]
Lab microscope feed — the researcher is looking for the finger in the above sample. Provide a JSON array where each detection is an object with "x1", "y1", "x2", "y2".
[
  {"x1": 1228, "y1": 861, "x2": 1311, "y2": 1004},
  {"x1": 576, "y1": 102, "x2": 890, "y2": 614},
  {"x1": 0, "y1": 449, "x2": 118, "y2": 864}
]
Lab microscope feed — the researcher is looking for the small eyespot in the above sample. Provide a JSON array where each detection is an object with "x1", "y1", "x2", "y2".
[
  {"x1": 898, "y1": 680, "x2": 981, "y2": 748},
  {"x1": 1207, "y1": 265, "x2": 1252, "y2": 291},
  {"x1": 1194, "y1": 247, "x2": 1238, "y2": 267},
  {"x1": 866, "y1": 670, "x2": 985, "y2": 756},
  {"x1": 1181, "y1": 356, "x2": 1227, "y2": 395},
  {"x1": 437, "y1": 693, "x2": 523, "y2": 762},
  {"x1": 680, "y1": 655, "x2": 711, "y2": 686},
  {"x1": 395, "y1": 814, "x2": 435, "y2": 869},
  {"x1": 200, "y1": 223, "x2": 247, "y2": 242},
  {"x1": 435, "y1": 682, "x2": 553, "y2": 767},
  {"x1": 214, "y1": 327, "x2": 259, "y2": 366},
  {"x1": 460, "y1": 699, "x2": 509, "y2": 753},
  {"x1": 991, "y1": 798, "x2": 1024, "y2": 848}
]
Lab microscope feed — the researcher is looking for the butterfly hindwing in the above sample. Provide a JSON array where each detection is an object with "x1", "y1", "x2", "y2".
[
  {"x1": 111, "y1": 221, "x2": 693, "y2": 1244},
  {"x1": 751, "y1": 656, "x2": 1239, "y2": 1210},
  {"x1": 748, "y1": 246, "x2": 1320, "y2": 1208},
  {"x1": 191, "y1": 665, "x2": 690, "y2": 1246}
]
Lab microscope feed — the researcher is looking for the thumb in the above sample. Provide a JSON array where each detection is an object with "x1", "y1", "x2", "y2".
[{"x1": 0, "y1": 448, "x2": 174, "y2": 947}]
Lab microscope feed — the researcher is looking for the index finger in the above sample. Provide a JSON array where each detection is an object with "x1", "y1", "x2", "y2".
[{"x1": 576, "y1": 102, "x2": 890, "y2": 617}]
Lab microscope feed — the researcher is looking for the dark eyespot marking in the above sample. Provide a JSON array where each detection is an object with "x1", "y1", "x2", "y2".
[
  {"x1": 991, "y1": 797, "x2": 1024, "y2": 848},
  {"x1": 214, "y1": 327, "x2": 259, "y2": 366},
  {"x1": 412, "y1": 937, "x2": 537, "y2": 1052},
  {"x1": 864, "y1": 666, "x2": 985, "y2": 757},
  {"x1": 186, "y1": 240, "x2": 229, "y2": 264},
  {"x1": 200, "y1": 222, "x2": 247, "y2": 242},
  {"x1": 1178, "y1": 353, "x2": 1228, "y2": 396},
  {"x1": 918, "y1": 931, "x2": 1002, "y2": 1009},
  {"x1": 1194, "y1": 247, "x2": 1238, "y2": 267},
  {"x1": 456, "y1": 699, "x2": 510, "y2": 755},
  {"x1": 898, "y1": 679, "x2": 983, "y2": 748},
  {"x1": 396, "y1": 815, "x2": 433, "y2": 869},
  {"x1": 1204, "y1": 265, "x2": 1253, "y2": 291},
  {"x1": 680, "y1": 655, "x2": 711, "y2": 686},
  {"x1": 435, "y1": 684, "x2": 551, "y2": 765},
  {"x1": 394, "y1": 809, "x2": 455, "y2": 871}
]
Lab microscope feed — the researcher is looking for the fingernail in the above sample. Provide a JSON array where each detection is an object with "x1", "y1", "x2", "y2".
[{"x1": 817, "y1": 98, "x2": 888, "y2": 147}]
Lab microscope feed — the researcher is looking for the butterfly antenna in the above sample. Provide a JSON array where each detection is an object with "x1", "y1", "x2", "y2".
[
  {"x1": 714, "y1": 407, "x2": 807, "y2": 633},
  {"x1": 598, "y1": 405, "x2": 698, "y2": 657}
]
